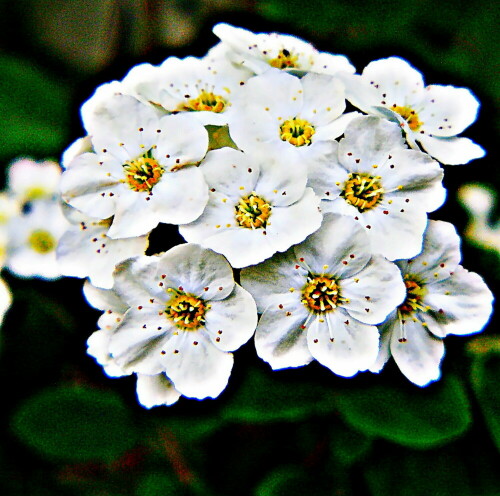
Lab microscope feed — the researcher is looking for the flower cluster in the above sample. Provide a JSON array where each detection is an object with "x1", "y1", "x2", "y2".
[{"x1": 54, "y1": 23, "x2": 492, "y2": 406}]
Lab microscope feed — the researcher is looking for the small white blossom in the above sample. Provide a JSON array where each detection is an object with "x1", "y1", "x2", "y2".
[
  {"x1": 57, "y1": 207, "x2": 149, "y2": 289},
  {"x1": 121, "y1": 53, "x2": 251, "y2": 126},
  {"x1": 7, "y1": 158, "x2": 62, "y2": 203},
  {"x1": 213, "y1": 23, "x2": 355, "y2": 76},
  {"x1": 227, "y1": 68, "x2": 357, "y2": 165},
  {"x1": 342, "y1": 57, "x2": 484, "y2": 165},
  {"x1": 0, "y1": 277, "x2": 12, "y2": 327},
  {"x1": 84, "y1": 281, "x2": 181, "y2": 407},
  {"x1": 6, "y1": 200, "x2": 71, "y2": 280},
  {"x1": 61, "y1": 94, "x2": 209, "y2": 238},
  {"x1": 311, "y1": 116, "x2": 446, "y2": 260},
  {"x1": 370, "y1": 220, "x2": 494, "y2": 386},
  {"x1": 106, "y1": 243, "x2": 258, "y2": 400},
  {"x1": 241, "y1": 213, "x2": 406, "y2": 377},
  {"x1": 179, "y1": 147, "x2": 322, "y2": 268}
]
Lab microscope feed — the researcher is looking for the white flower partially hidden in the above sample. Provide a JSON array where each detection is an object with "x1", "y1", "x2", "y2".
[
  {"x1": 107, "y1": 244, "x2": 258, "y2": 400},
  {"x1": 122, "y1": 54, "x2": 250, "y2": 125},
  {"x1": 84, "y1": 281, "x2": 181, "y2": 407},
  {"x1": 213, "y1": 23, "x2": 355, "y2": 76},
  {"x1": 370, "y1": 220, "x2": 494, "y2": 386},
  {"x1": 228, "y1": 69, "x2": 356, "y2": 163},
  {"x1": 179, "y1": 147, "x2": 322, "y2": 268},
  {"x1": 342, "y1": 57, "x2": 484, "y2": 165},
  {"x1": 241, "y1": 213, "x2": 406, "y2": 377},
  {"x1": 57, "y1": 207, "x2": 148, "y2": 289},
  {"x1": 61, "y1": 94, "x2": 209, "y2": 238},
  {"x1": 7, "y1": 158, "x2": 62, "y2": 203},
  {"x1": 312, "y1": 116, "x2": 446, "y2": 260},
  {"x1": 0, "y1": 193, "x2": 21, "y2": 266},
  {"x1": 6, "y1": 200, "x2": 71, "y2": 280},
  {"x1": 0, "y1": 277, "x2": 12, "y2": 327}
]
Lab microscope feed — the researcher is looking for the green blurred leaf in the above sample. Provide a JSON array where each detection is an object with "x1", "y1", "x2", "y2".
[
  {"x1": 222, "y1": 366, "x2": 337, "y2": 423},
  {"x1": 329, "y1": 421, "x2": 373, "y2": 466},
  {"x1": 11, "y1": 386, "x2": 137, "y2": 462},
  {"x1": 333, "y1": 374, "x2": 472, "y2": 448},
  {"x1": 0, "y1": 55, "x2": 72, "y2": 162},
  {"x1": 157, "y1": 416, "x2": 221, "y2": 443},
  {"x1": 470, "y1": 351, "x2": 500, "y2": 451},
  {"x1": 135, "y1": 472, "x2": 183, "y2": 496},
  {"x1": 364, "y1": 444, "x2": 473, "y2": 496},
  {"x1": 254, "y1": 465, "x2": 317, "y2": 496},
  {"x1": 206, "y1": 125, "x2": 238, "y2": 151}
]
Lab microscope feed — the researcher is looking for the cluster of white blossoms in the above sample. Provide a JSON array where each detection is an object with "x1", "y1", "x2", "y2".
[{"x1": 52, "y1": 23, "x2": 493, "y2": 406}]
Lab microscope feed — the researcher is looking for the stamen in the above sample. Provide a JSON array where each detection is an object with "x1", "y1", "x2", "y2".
[
  {"x1": 392, "y1": 105, "x2": 423, "y2": 131},
  {"x1": 269, "y1": 48, "x2": 299, "y2": 69},
  {"x1": 180, "y1": 89, "x2": 227, "y2": 113},
  {"x1": 341, "y1": 173, "x2": 384, "y2": 212},
  {"x1": 123, "y1": 155, "x2": 164, "y2": 192},
  {"x1": 165, "y1": 288, "x2": 207, "y2": 331},
  {"x1": 398, "y1": 275, "x2": 428, "y2": 315},
  {"x1": 28, "y1": 229, "x2": 56, "y2": 254},
  {"x1": 280, "y1": 117, "x2": 315, "y2": 147},
  {"x1": 235, "y1": 192, "x2": 272, "y2": 229},
  {"x1": 301, "y1": 274, "x2": 346, "y2": 314}
]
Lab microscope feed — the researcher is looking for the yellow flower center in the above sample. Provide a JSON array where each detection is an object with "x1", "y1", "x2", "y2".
[
  {"x1": 280, "y1": 118, "x2": 315, "y2": 147},
  {"x1": 341, "y1": 173, "x2": 384, "y2": 212},
  {"x1": 235, "y1": 193, "x2": 272, "y2": 229},
  {"x1": 392, "y1": 105, "x2": 423, "y2": 131},
  {"x1": 28, "y1": 229, "x2": 56, "y2": 254},
  {"x1": 301, "y1": 275, "x2": 343, "y2": 313},
  {"x1": 269, "y1": 49, "x2": 299, "y2": 69},
  {"x1": 181, "y1": 90, "x2": 227, "y2": 113},
  {"x1": 398, "y1": 276, "x2": 428, "y2": 315},
  {"x1": 123, "y1": 156, "x2": 164, "y2": 193},
  {"x1": 25, "y1": 186, "x2": 49, "y2": 201},
  {"x1": 165, "y1": 289, "x2": 207, "y2": 330}
]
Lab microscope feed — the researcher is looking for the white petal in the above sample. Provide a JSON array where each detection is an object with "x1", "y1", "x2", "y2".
[
  {"x1": 240, "y1": 250, "x2": 307, "y2": 312},
  {"x1": 307, "y1": 310, "x2": 380, "y2": 377},
  {"x1": 397, "y1": 220, "x2": 461, "y2": 281},
  {"x1": 204, "y1": 284, "x2": 257, "y2": 352},
  {"x1": 369, "y1": 311, "x2": 396, "y2": 373},
  {"x1": 300, "y1": 73, "x2": 345, "y2": 125},
  {"x1": 161, "y1": 331, "x2": 234, "y2": 399},
  {"x1": 254, "y1": 294, "x2": 313, "y2": 370},
  {"x1": 87, "y1": 330, "x2": 128, "y2": 378},
  {"x1": 156, "y1": 243, "x2": 235, "y2": 301},
  {"x1": 421, "y1": 265, "x2": 493, "y2": 338},
  {"x1": 342, "y1": 255, "x2": 405, "y2": 325},
  {"x1": 136, "y1": 373, "x2": 181, "y2": 408},
  {"x1": 360, "y1": 57, "x2": 425, "y2": 108},
  {"x1": 83, "y1": 279, "x2": 128, "y2": 314},
  {"x1": 418, "y1": 85, "x2": 480, "y2": 136},
  {"x1": 389, "y1": 317, "x2": 444, "y2": 387},
  {"x1": 293, "y1": 213, "x2": 371, "y2": 277},
  {"x1": 417, "y1": 134, "x2": 485, "y2": 165}
]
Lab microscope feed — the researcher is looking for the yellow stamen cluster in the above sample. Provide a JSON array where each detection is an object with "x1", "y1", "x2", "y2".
[
  {"x1": 182, "y1": 90, "x2": 227, "y2": 113},
  {"x1": 280, "y1": 118, "x2": 315, "y2": 147},
  {"x1": 28, "y1": 229, "x2": 56, "y2": 254},
  {"x1": 301, "y1": 275, "x2": 343, "y2": 313},
  {"x1": 392, "y1": 105, "x2": 423, "y2": 131},
  {"x1": 165, "y1": 289, "x2": 207, "y2": 330},
  {"x1": 123, "y1": 156, "x2": 164, "y2": 193},
  {"x1": 342, "y1": 173, "x2": 384, "y2": 212},
  {"x1": 399, "y1": 276, "x2": 428, "y2": 315},
  {"x1": 269, "y1": 49, "x2": 298, "y2": 69},
  {"x1": 235, "y1": 193, "x2": 271, "y2": 229}
]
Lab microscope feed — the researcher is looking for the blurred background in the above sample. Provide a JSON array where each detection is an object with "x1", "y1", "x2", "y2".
[{"x1": 0, "y1": 1, "x2": 499, "y2": 495}]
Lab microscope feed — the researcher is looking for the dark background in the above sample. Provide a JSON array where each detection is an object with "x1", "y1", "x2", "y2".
[{"x1": 0, "y1": 1, "x2": 498, "y2": 495}]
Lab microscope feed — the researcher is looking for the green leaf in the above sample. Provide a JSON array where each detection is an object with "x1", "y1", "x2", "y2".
[
  {"x1": 254, "y1": 465, "x2": 317, "y2": 496},
  {"x1": 329, "y1": 421, "x2": 373, "y2": 466},
  {"x1": 11, "y1": 386, "x2": 137, "y2": 462},
  {"x1": 470, "y1": 351, "x2": 500, "y2": 451},
  {"x1": 333, "y1": 374, "x2": 472, "y2": 448},
  {"x1": 222, "y1": 366, "x2": 337, "y2": 423},
  {"x1": 135, "y1": 472, "x2": 183, "y2": 496},
  {"x1": 364, "y1": 444, "x2": 473, "y2": 496},
  {"x1": 206, "y1": 125, "x2": 238, "y2": 151},
  {"x1": 0, "y1": 55, "x2": 72, "y2": 162}
]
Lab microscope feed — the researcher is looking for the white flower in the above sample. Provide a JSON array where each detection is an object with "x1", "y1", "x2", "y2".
[
  {"x1": 213, "y1": 23, "x2": 355, "y2": 76},
  {"x1": 6, "y1": 200, "x2": 71, "y2": 280},
  {"x1": 241, "y1": 213, "x2": 406, "y2": 377},
  {"x1": 0, "y1": 193, "x2": 21, "y2": 266},
  {"x1": 370, "y1": 220, "x2": 494, "y2": 386},
  {"x1": 7, "y1": 158, "x2": 62, "y2": 203},
  {"x1": 56, "y1": 206, "x2": 149, "y2": 289},
  {"x1": 84, "y1": 281, "x2": 181, "y2": 407},
  {"x1": 227, "y1": 68, "x2": 356, "y2": 162},
  {"x1": 179, "y1": 147, "x2": 322, "y2": 268},
  {"x1": 311, "y1": 116, "x2": 446, "y2": 260},
  {"x1": 106, "y1": 243, "x2": 258, "y2": 400},
  {"x1": 60, "y1": 94, "x2": 209, "y2": 238},
  {"x1": 121, "y1": 53, "x2": 251, "y2": 125},
  {"x1": 342, "y1": 57, "x2": 484, "y2": 165},
  {"x1": 0, "y1": 277, "x2": 12, "y2": 327}
]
